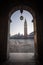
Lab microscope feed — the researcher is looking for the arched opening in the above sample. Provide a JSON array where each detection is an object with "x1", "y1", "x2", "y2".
[{"x1": 7, "y1": 6, "x2": 37, "y2": 62}]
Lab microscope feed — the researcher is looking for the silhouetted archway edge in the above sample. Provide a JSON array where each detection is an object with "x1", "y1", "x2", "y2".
[{"x1": 7, "y1": 5, "x2": 37, "y2": 58}]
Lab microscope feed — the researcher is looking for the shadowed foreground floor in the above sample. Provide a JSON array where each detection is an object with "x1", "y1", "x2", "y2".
[
  {"x1": 9, "y1": 53, "x2": 35, "y2": 62},
  {"x1": 1, "y1": 53, "x2": 37, "y2": 65}
]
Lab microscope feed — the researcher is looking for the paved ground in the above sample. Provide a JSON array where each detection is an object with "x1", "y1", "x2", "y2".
[
  {"x1": 1, "y1": 39, "x2": 37, "y2": 65},
  {"x1": 1, "y1": 53, "x2": 37, "y2": 65},
  {"x1": 9, "y1": 39, "x2": 35, "y2": 53},
  {"x1": 9, "y1": 53, "x2": 35, "y2": 62}
]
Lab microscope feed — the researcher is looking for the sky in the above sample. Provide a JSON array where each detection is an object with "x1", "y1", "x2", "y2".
[{"x1": 10, "y1": 10, "x2": 34, "y2": 36}]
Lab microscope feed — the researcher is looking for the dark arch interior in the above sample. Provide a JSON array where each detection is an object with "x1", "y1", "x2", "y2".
[
  {"x1": 7, "y1": 9, "x2": 37, "y2": 62},
  {"x1": 0, "y1": 1, "x2": 43, "y2": 65}
]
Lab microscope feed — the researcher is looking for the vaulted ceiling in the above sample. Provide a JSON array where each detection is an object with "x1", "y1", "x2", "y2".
[{"x1": 0, "y1": 0, "x2": 43, "y2": 17}]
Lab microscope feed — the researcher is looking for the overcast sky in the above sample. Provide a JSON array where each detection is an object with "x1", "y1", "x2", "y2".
[{"x1": 10, "y1": 10, "x2": 34, "y2": 36}]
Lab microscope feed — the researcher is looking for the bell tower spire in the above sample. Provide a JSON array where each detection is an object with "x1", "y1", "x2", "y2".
[{"x1": 24, "y1": 19, "x2": 27, "y2": 37}]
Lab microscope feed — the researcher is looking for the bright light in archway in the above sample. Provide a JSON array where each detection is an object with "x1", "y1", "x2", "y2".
[{"x1": 10, "y1": 10, "x2": 34, "y2": 36}]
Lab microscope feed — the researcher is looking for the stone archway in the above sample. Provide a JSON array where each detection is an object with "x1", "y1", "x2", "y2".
[{"x1": 7, "y1": 5, "x2": 37, "y2": 59}]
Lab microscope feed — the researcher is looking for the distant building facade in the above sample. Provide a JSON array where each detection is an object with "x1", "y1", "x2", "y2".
[{"x1": 24, "y1": 19, "x2": 27, "y2": 37}]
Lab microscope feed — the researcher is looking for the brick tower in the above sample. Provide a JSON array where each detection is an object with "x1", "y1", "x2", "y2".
[{"x1": 24, "y1": 19, "x2": 27, "y2": 37}]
